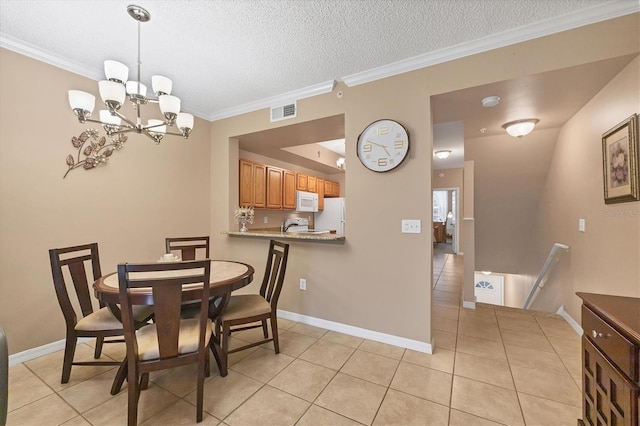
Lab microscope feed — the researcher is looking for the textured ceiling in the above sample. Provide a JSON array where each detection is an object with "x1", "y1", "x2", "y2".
[{"x1": 1, "y1": 0, "x2": 633, "y2": 121}]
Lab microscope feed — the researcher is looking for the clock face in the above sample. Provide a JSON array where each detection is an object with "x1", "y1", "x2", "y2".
[{"x1": 357, "y1": 119, "x2": 410, "y2": 172}]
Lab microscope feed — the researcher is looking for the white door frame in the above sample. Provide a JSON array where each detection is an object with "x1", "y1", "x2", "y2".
[{"x1": 432, "y1": 187, "x2": 460, "y2": 254}]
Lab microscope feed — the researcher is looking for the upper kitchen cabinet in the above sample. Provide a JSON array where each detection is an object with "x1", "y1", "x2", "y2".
[
  {"x1": 283, "y1": 170, "x2": 296, "y2": 210},
  {"x1": 324, "y1": 179, "x2": 340, "y2": 197},
  {"x1": 266, "y1": 166, "x2": 284, "y2": 209},
  {"x1": 239, "y1": 159, "x2": 266, "y2": 208},
  {"x1": 317, "y1": 178, "x2": 325, "y2": 210},
  {"x1": 307, "y1": 176, "x2": 317, "y2": 193},
  {"x1": 296, "y1": 173, "x2": 308, "y2": 191}
]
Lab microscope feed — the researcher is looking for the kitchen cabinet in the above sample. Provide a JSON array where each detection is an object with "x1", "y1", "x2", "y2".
[
  {"x1": 266, "y1": 167, "x2": 283, "y2": 209},
  {"x1": 317, "y1": 178, "x2": 325, "y2": 210},
  {"x1": 323, "y1": 180, "x2": 340, "y2": 197},
  {"x1": 239, "y1": 159, "x2": 266, "y2": 208},
  {"x1": 296, "y1": 173, "x2": 308, "y2": 191},
  {"x1": 283, "y1": 170, "x2": 296, "y2": 210},
  {"x1": 577, "y1": 292, "x2": 639, "y2": 426},
  {"x1": 239, "y1": 159, "x2": 336, "y2": 210},
  {"x1": 307, "y1": 175, "x2": 317, "y2": 193}
]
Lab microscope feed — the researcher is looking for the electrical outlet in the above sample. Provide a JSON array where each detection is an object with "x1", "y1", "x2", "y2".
[
  {"x1": 263, "y1": 216, "x2": 268, "y2": 224},
  {"x1": 299, "y1": 278, "x2": 307, "y2": 291},
  {"x1": 578, "y1": 218, "x2": 585, "y2": 232},
  {"x1": 401, "y1": 219, "x2": 422, "y2": 234}
]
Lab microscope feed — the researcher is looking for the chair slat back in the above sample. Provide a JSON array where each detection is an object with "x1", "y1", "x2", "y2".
[
  {"x1": 118, "y1": 260, "x2": 211, "y2": 361},
  {"x1": 165, "y1": 237, "x2": 210, "y2": 261},
  {"x1": 49, "y1": 243, "x2": 102, "y2": 326},
  {"x1": 260, "y1": 240, "x2": 289, "y2": 307}
]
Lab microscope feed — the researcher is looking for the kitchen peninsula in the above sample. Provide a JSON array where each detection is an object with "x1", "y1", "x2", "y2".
[{"x1": 224, "y1": 229, "x2": 345, "y2": 242}]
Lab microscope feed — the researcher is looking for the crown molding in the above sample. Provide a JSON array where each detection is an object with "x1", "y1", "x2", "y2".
[
  {"x1": 0, "y1": 33, "x2": 102, "y2": 81},
  {"x1": 342, "y1": 1, "x2": 640, "y2": 87},
  {"x1": 207, "y1": 80, "x2": 336, "y2": 122}
]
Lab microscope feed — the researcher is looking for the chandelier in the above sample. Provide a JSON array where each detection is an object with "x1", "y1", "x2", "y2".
[{"x1": 65, "y1": 4, "x2": 193, "y2": 177}]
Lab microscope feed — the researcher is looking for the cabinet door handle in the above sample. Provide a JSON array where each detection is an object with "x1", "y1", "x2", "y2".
[{"x1": 591, "y1": 330, "x2": 608, "y2": 339}]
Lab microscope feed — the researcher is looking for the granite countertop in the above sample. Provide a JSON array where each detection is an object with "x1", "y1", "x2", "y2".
[{"x1": 224, "y1": 228, "x2": 345, "y2": 242}]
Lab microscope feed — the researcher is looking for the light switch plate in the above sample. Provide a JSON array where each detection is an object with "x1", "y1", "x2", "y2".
[
  {"x1": 578, "y1": 218, "x2": 586, "y2": 232},
  {"x1": 402, "y1": 219, "x2": 421, "y2": 234}
]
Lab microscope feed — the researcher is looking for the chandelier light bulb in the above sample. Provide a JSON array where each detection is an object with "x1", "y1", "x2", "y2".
[
  {"x1": 147, "y1": 119, "x2": 166, "y2": 134},
  {"x1": 502, "y1": 119, "x2": 539, "y2": 138},
  {"x1": 176, "y1": 113, "x2": 194, "y2": 137},
  {"x1": 98, "y1": 80, "x2": 125, "y2": 110},
  {"x1": 159, "y1": 95, "x2": 181, "y2": 115},
  {"x1": 104, "y1": 60, "x2": 129, "y2": 84},
  {"x1": 68, "y1": 90, "x2": 95, "y2": 118},
  {"x1": 99, "y1": 110, "x2": 121, "y2": 126},
  {"x1": 125, "y1": 81, "x2": 147, "y2": 98},
  {"x1": 152, "y1": 75, "x2": 172, "y2": 95}
]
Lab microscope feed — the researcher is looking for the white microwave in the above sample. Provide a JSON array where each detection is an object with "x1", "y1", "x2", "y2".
[{"x1": 295, "y1": 191, "x2": 318, "y2": 212}]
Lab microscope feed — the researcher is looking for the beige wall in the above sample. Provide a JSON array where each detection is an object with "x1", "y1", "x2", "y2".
[
  {"x1": 0, "y1": 49, "x2": 212, "y2": 354},
  {"x1": 465, "y1": 128, "x2": 560, "y2": 273},
  {"x1": 526, "y1": 55, "x2": 640, "y2": 320},
  {"x1": 1, "y1": 14, "x2": 639, "y2": 355},
  {"x1": 209, "y1": 15, "x2": 640, "y2": 348}
]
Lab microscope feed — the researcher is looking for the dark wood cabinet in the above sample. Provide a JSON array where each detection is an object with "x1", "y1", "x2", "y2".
[{"x1": 577, "y1": 292, "x2": 640, "y2": 426}]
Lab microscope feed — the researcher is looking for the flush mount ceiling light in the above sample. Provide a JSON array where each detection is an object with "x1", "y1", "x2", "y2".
[
  {"x1": 434, "y1": 150, "x2": 452, "y2": 159},
  {"x1": 481, "y1": 96, "x2": 500, "y2": 107},
  {"x1": 502, "y1": 119, "x2": 539, "y2": 138},
  {"x1": 65, "y1": 5, "x2": 194, "y2": 178}
]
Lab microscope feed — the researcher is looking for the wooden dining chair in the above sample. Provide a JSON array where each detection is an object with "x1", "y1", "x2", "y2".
[
  {"x1": 49, "y1": 243, "x2": 154, "y2": 384},
  {"x1": 165, "y1": 236, "x2": 210, "y2": 260},
  {"x1": 118, "y1": 260, "x2": 213, "y2": 425},
  {"x1": 216, "y1": 240, "x2": 289, "y2": 364}
]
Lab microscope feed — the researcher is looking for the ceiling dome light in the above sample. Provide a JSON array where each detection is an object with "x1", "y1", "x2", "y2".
[
  {"x1": 434, "y1": 150, "x2": 451, "y2": 159},
  {"x1": 502, "y1": 119, "x2": 539, "y2": 138},
  {"x1": 481, "y1": 96, "x2": 500, "y2": 107}
]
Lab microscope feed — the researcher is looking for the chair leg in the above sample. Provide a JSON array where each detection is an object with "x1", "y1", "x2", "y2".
[
  {"x1": 197, "y1": 355, "x2": 205, "y2": 422},
  {"x1": 126, "y1": 366, "x2": 139, "y2": 426},
  {"x1": 61, "y1": 333, "x2": 77, "y2": 384},
  {"x1": 209, "y1": 338, "x2": 226, "y2": 377},
  {"x1": 94, "y1": 336, "x2": 104, "y2": 359},
  {"x1": 140, "y1": 373, "x2": 149, "y2": 390},
  {"x1": 270, "y1": 313, "x2": 280, "y2": 354},
  {"x1": 221, "y1": 321, "x2": 231, "y2": 376},
  {"x1": 261, "y1": 319, "x2": 269, "y2": 338},
  {"x1": 111, "y1": 360, "x2": 127, "y2": 395}
]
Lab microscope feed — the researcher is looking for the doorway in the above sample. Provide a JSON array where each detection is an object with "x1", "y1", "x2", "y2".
[{"x1": 432, "y1": 188, "x2": 459, "y2": 254}]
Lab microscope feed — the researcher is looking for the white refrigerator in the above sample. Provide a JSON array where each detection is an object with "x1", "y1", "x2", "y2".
[{"x1": 314, "y1": 198, "x2": 346, "y2": 234}]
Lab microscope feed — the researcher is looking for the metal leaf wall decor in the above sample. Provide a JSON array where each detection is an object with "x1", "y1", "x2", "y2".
[{"x1": 63, "y1": 130, "x2": 127, "y2": 178}]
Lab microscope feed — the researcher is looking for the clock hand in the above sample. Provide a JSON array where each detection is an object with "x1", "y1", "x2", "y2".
[{"x1": 367, "y1": 139, "x2": 391, "y2": 156}]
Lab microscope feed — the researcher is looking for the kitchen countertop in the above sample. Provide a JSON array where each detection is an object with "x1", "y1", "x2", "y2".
[{"x1": 224, "y1": 229, "x2": 345, "y2": 242}]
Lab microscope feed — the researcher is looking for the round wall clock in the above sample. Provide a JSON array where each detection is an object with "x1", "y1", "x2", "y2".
[{"x1": 357, "y1": 119, "x2": 410, "y2": 172}]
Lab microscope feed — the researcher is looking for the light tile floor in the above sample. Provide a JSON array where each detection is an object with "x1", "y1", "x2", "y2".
[{"x1": 7, "y1": 253, "x2": 583, "y2": 425}]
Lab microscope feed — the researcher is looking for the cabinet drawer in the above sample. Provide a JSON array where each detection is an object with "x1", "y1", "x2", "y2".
[{"x1": 582, "y1": 305, "x2": 638, "y2": 381}]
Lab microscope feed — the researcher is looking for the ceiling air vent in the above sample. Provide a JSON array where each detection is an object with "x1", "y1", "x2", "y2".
[{"x1": 270, "y1": 102, "x2": 297, "y2": 122}]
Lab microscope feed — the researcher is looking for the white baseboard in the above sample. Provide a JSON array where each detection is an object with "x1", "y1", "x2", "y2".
[
  {"x1": 462, "y1": 301, "x2": 476, "y2": 309},
  {"x1": 277, "y1": 310, "x2": 433, "y2": 354},
  {"x1": 8, "y1": 337, "x2": 91, "y2": 367},
  {"x1": 556, "y1": 305, "x2": 583, "y2": 336},
  {"x1": 10, "y1": 313, "x2": 436, "y2": 366}
]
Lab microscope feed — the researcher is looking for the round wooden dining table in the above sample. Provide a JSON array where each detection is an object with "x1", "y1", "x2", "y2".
[{"x1": 93, "y1": 259, "x2": 254, "y2": 393}]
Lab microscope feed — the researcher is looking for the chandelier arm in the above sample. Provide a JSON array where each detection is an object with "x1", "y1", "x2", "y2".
[
  {"x1": 111, "y1": 110, "x2": 138, "y2": 129},
  {"x1": 162, "y1": 130, "x2": 187, "y2": 137},
  {"x1": 140, "y1": 128, "x2": 163, "y2": 144}
]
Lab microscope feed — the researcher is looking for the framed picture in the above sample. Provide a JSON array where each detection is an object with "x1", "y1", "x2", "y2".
[{"x1": 602, "y1": 113, "x2": 639, "y2": 204}]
